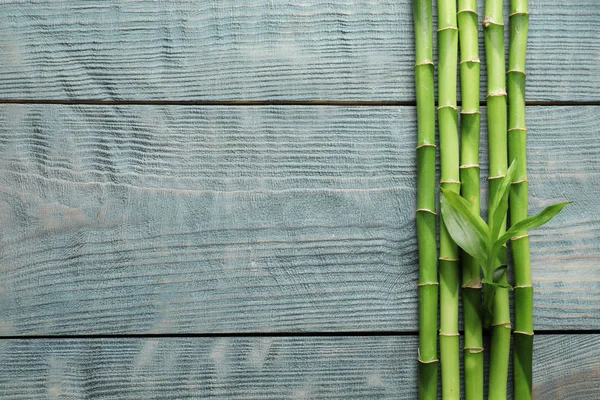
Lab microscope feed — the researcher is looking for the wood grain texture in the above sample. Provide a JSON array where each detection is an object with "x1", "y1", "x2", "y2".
[
  {"x1": 0, "y1": 0, "x2": 597, "y2": 102},
  {"x1": 0, "y1": 105, "x2": 598, "y2": 335},
  {"x1": 0, "y1": 335, "x2": 597, "y2": 399}
]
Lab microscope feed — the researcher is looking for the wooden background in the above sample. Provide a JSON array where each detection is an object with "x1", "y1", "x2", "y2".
[{"x1": 0, "y1": 1, "x2": 598, "y2": 398}]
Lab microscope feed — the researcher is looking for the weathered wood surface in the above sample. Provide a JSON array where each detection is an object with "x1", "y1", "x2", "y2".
[
  {"x1": 0, "y1": 335, "x2": 597, "y2": 399},
  {"x1": 0, "y1": 0, "x2": 597, "y2": 102},
  {"x1": 0, "y1": 104, "x2": 597, "y2": 335}
]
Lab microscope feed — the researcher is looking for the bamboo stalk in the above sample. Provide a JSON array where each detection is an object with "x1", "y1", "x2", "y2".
[
  {"x1": 508, "y1": 0, "x2": 532, "y2": 398},
  {"x1": 483, "y1": 0, "x2": 510, "y2": 398},
  {"x1": 437, "y1": 0, "x2": 460, "y2": 398},
  {"x1": 458, "y1": 0, "x2": 483, "y2": 398},
  {"x1": 413, "y1": 1, "x2": 439, "y2": 398}
]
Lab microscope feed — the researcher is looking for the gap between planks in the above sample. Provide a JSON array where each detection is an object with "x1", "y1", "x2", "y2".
[
  {"x1": 1, "y1": 329, "x2": 599, "y2": 340},
  {"x1": 1, "y1": 100, "x2": 599, "y2": 107}
]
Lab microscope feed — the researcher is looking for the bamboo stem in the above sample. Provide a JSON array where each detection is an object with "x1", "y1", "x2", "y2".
[
  {"x1": 458, "y1": 1, "x2": 483, "y2": 398},
  {"x1": 413, "y1": 1, "x2": 439, "y2": 398},
  {"x1": 484, "y1": 0, "x2": 510, "y2": 398},
  {"x1": 438, "y1": 0, "x2": 460, "y2": 398},
  {"x1": 508, "y1": 0, "x2": 532, "y2": 398}
]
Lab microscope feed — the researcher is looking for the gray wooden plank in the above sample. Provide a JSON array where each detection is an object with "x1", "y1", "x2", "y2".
[
  {"x1": 0, "y1": 335, "x2": 597, "y2": 399},
  {"x1": 0, "y1": 105, "x2": 598, "y2": 335},
  {"x1": 0, "y1": 1, "x2": 597, "y2": 102}
]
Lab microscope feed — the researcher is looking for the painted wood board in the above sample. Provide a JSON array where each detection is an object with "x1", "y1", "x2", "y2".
[
  {"x1": 0, "y1": 0, "x2": 597, "y2": 102},
  {"x1": 0, "y1": 105, "x2": 597, "y2": 335},
  {"x1": 0, "y1": 335, "x2": 598, "y2": 399}
]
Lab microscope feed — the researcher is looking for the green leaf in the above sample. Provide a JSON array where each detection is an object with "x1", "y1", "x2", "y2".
[
  {"x1": 486, "y1": 245, "x2": 507, "y2": 279},
  {"x1": 491, "y1": 201, "x2": 572, "y2": 260},
  {"x1": 482, "y1": 279, "x2": 513, "y2": 290},
  {"x1": 440, "y1": 189, "x2": 490, "y2": 268},
  {"x1": 490, "y1": 159, "x2": 519, "y2": 241},
  {"x1": 493, "y1": 265, "x2": 508, "y2": 283}
]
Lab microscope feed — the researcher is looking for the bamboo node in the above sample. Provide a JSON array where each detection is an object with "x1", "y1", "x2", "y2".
[
  {"x1": 514, "y1": 331, "x2": 534, "y2": 336},
  {"x1": 508, "y1": 128, "x2": 527, "y2": 133},
  {"x1": 416, "y1": 208, "x2": 437, "y2": 215},
  {"x1": 437, "y1": 25, "x2": 459, "y2": 32},
  {"x1": 482, "y1": 16, "x2": 504, "y2": 28},
  {"x1": 457, "y1": 8, "x2": 478, "y2": 16},
  {"x1": 418, "y1": 357, "x2": 439, "y2": 364},
  {"x1": 416, "y1": 143, "x2": 436, "y2": 149},
  {"x1": 464, "y1": 346, "x2": 485, "y2": 354},
  {"x1": 487, "y1": 90, "x2": 507, "y2": 98},
  {"x1": 437, "y1": 105, "x2": 458, "y2": 111},
  {"x1": 507, "y1": 69, "x2": 527, "y2": 76},
  {"x1": 511, "y1": 178, "x2": 528, "y2": 184},
  {"x1": 491, "y1": 321, "x2": 512, "y2": 328},
  {"x1": 510, "y1": 234, "x2": 530, "y2": 241},
  {"x1": 460, "y1": 110, "x2": 480, "y2": 115},
  {"x1": 514, "y1": 285, "x2": 533, "y2": 289},
  {"x1": 440, "y1": 179, "x2": 461, "y2": 185},
  {"x1": 460, "y1": 164, "x2": 480, "y2": 169},
  {"x1": 488, "y1": 174, "x2": 505, "y2": 180},
  {"x1": 439, "y1": 257, "x2": 459, "y2": 262},
  {"x1": 460, "y1": 57, "x2": 481, "y2": 65},
  {"x1": 462, "y1": 281, "x2": 483, "y2": 289},
  {"x1": 415, "y1": 61, "x2": 434, "y2": 68},
  {"x1": 509, "y1": 11, "x2": 530, "y2": 17},
  {"x1": 418, "y1": 281, "x2": 439, "y2": 287},
  {"x1": 439, "y1": 332, "x2": 460, "y2": 337}
]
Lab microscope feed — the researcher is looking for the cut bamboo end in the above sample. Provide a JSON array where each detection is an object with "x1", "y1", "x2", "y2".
[
  {"x1": 507, "y1": 69, "x2": 526, "y2": 76},
  {"x1": 510, "y1": 234, "x2": 529, "y2": 241},
  {"x1": 457, "y1": 8, "x2": 478, "y2": 16},
  {"x1": 513, "y1": 331, "x2": 534, "y2": 336},
  {"x1": 464, "y1": 346, "x2": 485, "y2": 354},
  {"x1": 460, "y1": 58, "x2": 481, "y2": 65},
  {"x1": 416, "y1": 208, "x2": 437, "y2": 215},
  {"x1": 418, "y1": 281, "x2": 440, "y2": 287},
  {"x1": 487, "y1": 90, "x2": 508, "y2": 98},
  {"x1": 437, "y1": 25, "x2": 459, "y2": 32},
  {"x1": 460, "y1": 164, "x2": 480, "y2": 169},
  {"x1": 416, "y1": 143, "x2": 436, "y2": 149}
]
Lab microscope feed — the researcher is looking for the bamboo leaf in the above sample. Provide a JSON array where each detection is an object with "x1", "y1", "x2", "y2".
[
  {"x1": 482, "y1": 279, "x2": 513, "y2": 290},
  {"x1": 491, "y1": 201, "x2": 571, "y2": 260},
  {"x1": 490, "y1": 159, "x2": 518, "y2": 240},
  {"x1": 441, "y1": 189, "x2": 489, "y2": 268}
]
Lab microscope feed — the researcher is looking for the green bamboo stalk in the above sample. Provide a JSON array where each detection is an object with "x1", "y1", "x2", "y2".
[
  {"x1": 484, "y1": 0, "x2": 510, "y2": 398},
  {"x1": 413, "y1": 1, "x2": 439, "y2": 398},
  {"x1": 458, "y1": 1, "x2": 483, "y2": 398},
  {"x1": 438, "y1": 0, "x2": 460, "y2": 398},
  {"x1": 508, "y1": 0, "x2": 532, "y2": 398}
]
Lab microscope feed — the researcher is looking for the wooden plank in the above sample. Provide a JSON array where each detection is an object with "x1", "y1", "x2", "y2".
[
  {"x1": 0, "y1": 1, "x2": 597, "y2": 102},
  {"x1": 0, "y1": 335, "x2": 598, "y2": 399},
  {"x1": 0, "y1": 105, "x2": 598, "y2": 335}
]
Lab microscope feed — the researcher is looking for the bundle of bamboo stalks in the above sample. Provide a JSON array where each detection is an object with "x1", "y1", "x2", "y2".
[{"x1": 412, "y1": 1, "x2": 569, "y2": 399}]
